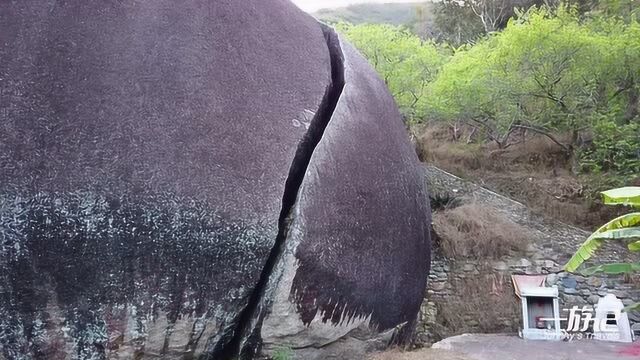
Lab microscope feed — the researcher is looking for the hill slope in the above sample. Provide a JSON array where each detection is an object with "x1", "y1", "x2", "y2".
[{"x1": 314, "y1": 2, "x2": 433, "y2": 26}]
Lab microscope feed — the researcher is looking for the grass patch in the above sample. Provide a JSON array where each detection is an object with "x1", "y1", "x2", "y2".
[
  {"x1": 432, "y1": 203, "x2": 530, "y2": 259},
  {"x1": 272, "y1": 346, "x2": 293, "y2": 360}
]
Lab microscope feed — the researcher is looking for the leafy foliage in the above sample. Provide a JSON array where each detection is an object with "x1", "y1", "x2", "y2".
[
  {"x1": 579, "y1": 120, "x2": 640, "y2": 178},
  {"x1": 429, "y1": 7, "x2": 634, "y2": 141},
  {"x1": 337, "y1": 3, "x2": 639, "y2": 190},
  {"x1": 602, "y1": 187, "x2": 640, "y2": 206},
  {"x1": 565, "y1": 187, "x2": 640, "y2": 275},
  {"x1": 337, "y1": 23, "x2": 450, "y2": 122},
  {"x1": 581, "y1": 262, "x2": 640, "y2": 275},
  {"x1": 272, "y1": 346, "x2": 293, "y2": 360},
  {"x1": 565, "y1": 186, "x2": 640, "y2": 309},
  {"x1": 565, "y1": 212, "x2": 640, "y2": 272},
  {"x1": 431, "y1": 0, "x2": 486, "y2": 45}
]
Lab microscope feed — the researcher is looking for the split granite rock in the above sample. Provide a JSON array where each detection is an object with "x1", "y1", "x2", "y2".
[{"x1": 0, "y1": 1, "x2": 431, "y2": 359}]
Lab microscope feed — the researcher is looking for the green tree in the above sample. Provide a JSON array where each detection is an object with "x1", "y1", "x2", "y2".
[
  {"x1": 427, "y1": 5, "x2": 640, "y2": 155},
  {"x1": 339, "y1": 5, "x2": 639, "y2": 186},
  {"x1": 336, "y1": 23, "x2": 450, "y2": 122},
  {"x1": 432, "y1": 0, "x2": 485, "y2": 45}
]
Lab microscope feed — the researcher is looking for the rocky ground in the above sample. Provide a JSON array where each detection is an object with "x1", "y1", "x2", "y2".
[{"x1": 372, "y1": 334, "x2": 639, "y2": 360}]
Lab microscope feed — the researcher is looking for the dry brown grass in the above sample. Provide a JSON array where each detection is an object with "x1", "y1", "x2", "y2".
[
  {"x1": 413, "y1": 123, "x2": 625, "y2": 230},
  {"x1": 478, "y1": 171, "x2": 628, "y2": 229},
  {"x1": 485, "y1": 135, "x2": 572, "y2": 171},
  {"x1": 430, "y1": 273, "x2": 521, "y2": 341},
  {"x1": 432, "y1": 204, "x2": 530, "y2": 259},
  {"x1": 417, "y1": 136, "x2": 483, "y2": 175},
  {"x1": 415, "y1": 124, "x2": 572, "y2": 175}
]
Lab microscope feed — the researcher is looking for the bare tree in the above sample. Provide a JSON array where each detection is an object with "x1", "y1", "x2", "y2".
[{"x1": 464, "y1": 0, "x2": 510, "y2": 33}]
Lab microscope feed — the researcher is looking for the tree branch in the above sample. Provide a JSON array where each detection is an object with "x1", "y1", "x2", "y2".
[{"x1": 512, "y1": 125, "x2": 570, "y2": 152}]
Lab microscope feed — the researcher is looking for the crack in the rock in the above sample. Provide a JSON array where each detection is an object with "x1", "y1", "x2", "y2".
[{"x1": 208, "y1": 24, "x2": 346, "y2": 360}]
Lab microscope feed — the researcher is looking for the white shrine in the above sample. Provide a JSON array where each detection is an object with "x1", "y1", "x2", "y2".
[
  {"x1": 593, "y1": 294, "x2": 634, "y2": 343},
  {"x1": 519, "y1": 286, "x2": 562, "y2": 340}
]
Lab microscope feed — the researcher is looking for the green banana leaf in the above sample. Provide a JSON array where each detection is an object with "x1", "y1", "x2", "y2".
[
  {"x1": 629, "y1": 240, "x2": 640, "y2": 252},
  {"x1": 601, "y1": 187, "x2": 640, "y2": 207},
  {"x1": 625, "y1": 302, "x2": 640, "y2": 312},
  {"x1": 581, "y1": 262, "x2": 640, "y2": 275},
  {"x1": 594, "y1": 227, "x2": 640, "y2": 241},
  {"x1": 564, "y1": 212, "x2": 640, "y2": 272}
]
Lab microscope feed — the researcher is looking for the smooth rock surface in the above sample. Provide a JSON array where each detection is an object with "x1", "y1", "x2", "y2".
[
  {"x1": 0, "y1": 1, "x2": 430, "y2": 359},
  {"x1": 259, "y1": 36, "x2": 431, "y2": 358}
]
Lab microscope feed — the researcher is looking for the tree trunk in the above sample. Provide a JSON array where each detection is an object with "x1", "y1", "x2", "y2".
[{"x1": 624, "y1": 86, "x2": 639, "y2": 123}]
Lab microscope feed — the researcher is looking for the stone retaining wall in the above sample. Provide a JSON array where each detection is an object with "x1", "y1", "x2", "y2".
[{"x1": 416, "y1": 166, "x2": 640, "y2": 345}]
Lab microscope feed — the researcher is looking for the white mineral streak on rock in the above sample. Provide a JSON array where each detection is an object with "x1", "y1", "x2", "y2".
[
  {"x1": 141, "y1": 312, "x2": 169, "y2": 355},
  {"x1": 193, "y1": 316, "x2": 219, "y2": 355},
  {"x1": 261, "y1": 198, "x2": 373, "y2": 351},
  {"x1": 45, "y1": 295, "x2": 75, "y2": 358},
  {"x1": 101, "y1": 304, "x2": 220, "y2": 358}
]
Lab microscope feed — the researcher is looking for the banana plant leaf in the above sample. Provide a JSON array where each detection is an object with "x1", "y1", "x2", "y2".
[
  {"x1": 625, "y1": 302, "x2": 640, "y2": 312},
  {"x1": 564, "y1": 213, "x2": 640, "y2": 272},
  {"x1": 593, "y1": 227, "x2": 640, "y2": 241},
  {"x1": 601, "y1": 187, "x2": 640, "y2": 207},
  {"x1": 581, "y1": 262, "x2": 640, "y2": 275},
  {"x1": 629, "y1": 240, "x2": 640, "y2": 252}
]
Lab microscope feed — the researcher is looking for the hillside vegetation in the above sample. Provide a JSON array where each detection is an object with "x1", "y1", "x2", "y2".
[
  {"x1": 314, "y1": 2, "x2": 433, "y2": 26},
  {"x1": 336, "y1": 3, "x2": 640, "y2": 229}
]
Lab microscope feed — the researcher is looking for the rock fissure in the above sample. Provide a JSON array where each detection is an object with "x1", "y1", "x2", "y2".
[{"x1": 209, "y1": 24, "x2": 346, "y2": 360}]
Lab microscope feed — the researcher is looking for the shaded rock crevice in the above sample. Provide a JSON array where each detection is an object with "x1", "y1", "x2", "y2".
[{"x1": 209, "y1": 24, "x2": 346, "y2": 360}]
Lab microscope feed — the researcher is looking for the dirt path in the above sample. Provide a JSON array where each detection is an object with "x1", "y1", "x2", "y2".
[
  {"x1": 371, "y1": 334, "x2": 639, "y2": 360},
  {"x1": 370, "y1": 348, "x2": 471, "y2": 360}
]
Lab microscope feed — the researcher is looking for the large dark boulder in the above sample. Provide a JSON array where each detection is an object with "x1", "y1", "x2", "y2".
[{"x1": 0, "y1": 1, "x2": 430, "y2": 359}]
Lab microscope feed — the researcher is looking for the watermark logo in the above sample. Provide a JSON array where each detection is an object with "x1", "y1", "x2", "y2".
[{"x1": 540, "y1": 306, "x2": 623, "y2": 341}]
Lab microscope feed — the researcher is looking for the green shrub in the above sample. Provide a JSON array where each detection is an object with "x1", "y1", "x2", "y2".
[
  {"x1": 272, "y1": 346, "x2": 293, "y2": 360},
  {"x1": 341, "y1": 5, "x2": 640, "y2": 182},
  {"x1": 579, "y1": 118, "x2": 640, "y2": 177},
  {"x1": 336, "y1": 23, "x2": 451, "y2": 122}
]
